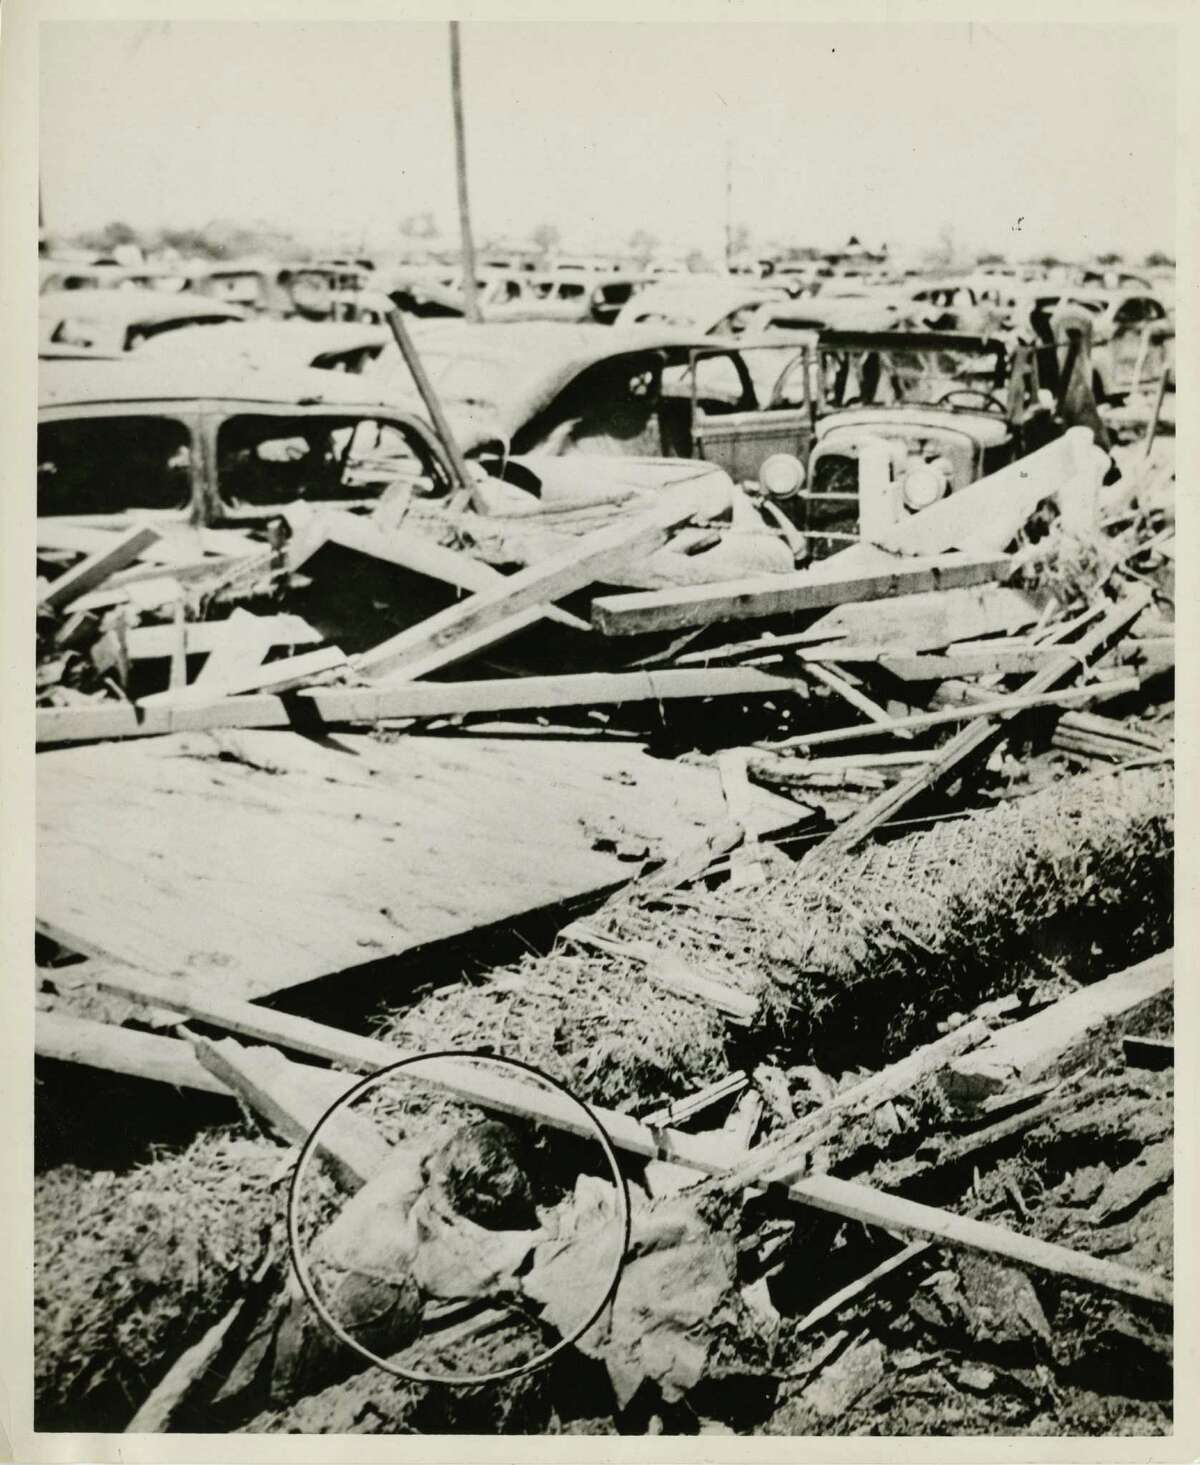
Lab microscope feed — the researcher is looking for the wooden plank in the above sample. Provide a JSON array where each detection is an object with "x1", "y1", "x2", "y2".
[
  {"x1": 139, "y1": 646, "x2": 348, "y2": 708},
  {"x1": 792, "y1": 1241, "x2": 931, "y2": 1334},
  {"x1": 124, "y1": 616, "x2": 322, "y2": 661},
  {"x1": 814, "y1": 589, "x2": 1151, "y2": 857},
  {"x1": 191, "y1": 1035, "x2": 387, "y2": 1192},
  {"x1": 38, "y1": 525, "x2": 162, "y2": 612},
  {"x1": 764, "y1": 678, "x2": 1139, "y2": 754},
  {"x1": 674, "y1": 586, "x2": 1039, "y2": 667},
  {"x1": 803, "y1": 659, "x2": 907, "y2": 736},
  {"x1": 39, "y1": 666, "x2": 804, "y2": 745},
  {"x1": 942, "y1": 951, "x2": 1173, "y2": 1103},
  {"x1": 723, "y1": 1020, "x2": 992, "y2": 1191},
  {"x1": 35, "y1": 1009, "x2": 228, "y2": 1095},
  {"x1": 293, "y1": 511, "x2": 588, "y2": 634},
  {"x1": 38, "y1": 733, "x2": 799, "y2": 998},
  {"x1": 356, "y1": 477, "x2": 729, "y2": 679},
  {"x1": 83, "y1": 966, "x2": 1171, "y2": 1307},
  {"x1": 590, "y1": 553, "x2": 1011, "y2": 637},
  {"x1": 779, "y1": 1172, "x2": 1170, "y2": 1307}
]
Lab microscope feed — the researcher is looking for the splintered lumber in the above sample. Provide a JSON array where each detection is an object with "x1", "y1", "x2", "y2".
[
  {"x1": 721, "y1": 1020, "x2": 993, "y2": 1190},
  {"x1": 191, "y1": 1035, "x2": 387, "y2": 1192},
  {"x1": 780, "y1": 1173, "x2": 1170, "y2": 1306},
  {"x1": 290, "y1": 510, "x2": 588, "y2": 634},
  {"x1": 590, "y1": 552, "x2": 1011, "y2": 637},
  {"x1": 87, "y1": 967, "x2": 1169, "y2": 1306},
  {"x1": 792, "y1": 1241, "x2": 931, "y2": 1334},
  {"x1": 40, "y1": 666, "x2": 805, "y2": 744},
  {"x1": 124, "y1": 615, "x2": 322, "y2": 661},
  {"x1": 38, "y1": 524, "x2": 162, "y2": 611},
  {"x1": 35, "y1": 1009, "x2": 228, "y2": 1095},
  {"x1": 140, "y1": 646, "x2": 348, "y2": 707},
  {"x1": 812, "y1": 589, "x2": 1152, "y2": 857},
  {"x1": 561, "y1": 923, "x2": 759, "y2": 1024},
  {"x1": 644, "y1": 1072, "x2": 749, "y2": 1129},
  {"x1": 942, "y1": 951, "x2": 1173, "y2": 1103},
  {"x1": 191, "y1": 609, "x2": 272, "y2": 690},
  {"x1": 356, "y1": 476, "x2": 729, "y2": 679},
  {"x1": 764, "y1": 678, "x2": 1139, "y2": 754},
  {"x1": 125, "y1": 1272, "x2": 271, "y2": 1434}
]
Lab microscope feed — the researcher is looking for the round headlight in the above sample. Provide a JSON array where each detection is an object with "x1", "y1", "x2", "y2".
[
  {"x1": 902, "y1": 464, "x2": 947, "y2": 511},
  {"x1": 758, "y1": 453, "x2": 806, "y2": 499}
]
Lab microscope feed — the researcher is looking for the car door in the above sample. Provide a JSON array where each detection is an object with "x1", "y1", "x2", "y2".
[{"x1": 688, "y1": 345, "x2": 817, "y2": 483}]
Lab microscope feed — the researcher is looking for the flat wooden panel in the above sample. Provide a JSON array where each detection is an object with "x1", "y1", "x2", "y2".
[{"x1": 37, "y1": 731, "x2": 800, "y2": 1001}]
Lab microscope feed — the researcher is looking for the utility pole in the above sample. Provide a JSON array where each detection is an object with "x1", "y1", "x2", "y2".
[
  {"x1": 724, "y1": 135, "x2": 733, "y2": 274},
  {"x1": 449, "y1": 22, "x2": 482, "y2": 323}
]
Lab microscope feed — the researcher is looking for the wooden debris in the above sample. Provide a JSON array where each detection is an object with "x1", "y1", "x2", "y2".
[
  {"x1": 290, "y1": 509, "x2": 588, "y2": 633},
  {"x1": 35, "y1": 1009, "x2": 228, "y2": 1096},
  {"x1": 190, "y1": 1035, "x2": 387, "y2": 1192},
  {"x1": 792, "y1": 1241, "x2": 931, "y2": 1335},
  {"x1": 83, "y1": 967, "x2": 1171, "y2": 1306},
  {"x1": 942, "y1": 951, "x2": 1173, "y2": 1104},
  {"x1": 356, "y1": 476, "x2": 729, "y2": 679},
  {"x1": 813, "y1": 589, "x2": 1151, "y2": 856},
  {"x1": 40, "y1": 666, "x2": 808, "y2": 744},
  {"x1": 38, "y1": 525, "x2": 162, "y2": 612},
  {"x1": 590, "y1": 552, "x2": 1011, "y2": 637},
  {"x1": 765, "y1": 677, "x2": 1139, "y2": 756},
  {"x1": 644, "y1": 1072, "x2": 749, "y2": 1130}
]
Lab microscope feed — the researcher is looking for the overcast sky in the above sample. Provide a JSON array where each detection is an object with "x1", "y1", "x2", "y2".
[{"x1": 40, "y1": 21, "x2": 1176, "y2": 260}]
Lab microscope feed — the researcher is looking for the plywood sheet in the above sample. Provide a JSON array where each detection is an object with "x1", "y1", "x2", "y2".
[{"x1": 37, "y1": 731, "x2": 800, "y2": 1000}]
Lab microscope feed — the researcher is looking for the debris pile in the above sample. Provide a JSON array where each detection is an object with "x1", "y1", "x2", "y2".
[{"x1": 33, "y1": 322, "x2": 1176, "y2": 1438}]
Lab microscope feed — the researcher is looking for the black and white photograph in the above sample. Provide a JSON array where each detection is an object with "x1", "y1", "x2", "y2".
[{"x1": 5, "y1": 7, "x2": 1187, "y2": 1451}]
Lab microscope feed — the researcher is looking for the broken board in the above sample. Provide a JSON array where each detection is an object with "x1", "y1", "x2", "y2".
[{"x1": 37, "y1": 730, "x2": 802, "y2": 1001}]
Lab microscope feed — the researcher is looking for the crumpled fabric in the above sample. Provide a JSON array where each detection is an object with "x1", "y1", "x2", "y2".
[{"x1": 522, "y1": 1181, "x2": 742, "y2": 1408}]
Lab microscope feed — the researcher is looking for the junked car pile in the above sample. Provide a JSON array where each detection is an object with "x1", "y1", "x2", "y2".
[{"x1": 33, "y1": 263, "x2": 1176, "y2": 1438}]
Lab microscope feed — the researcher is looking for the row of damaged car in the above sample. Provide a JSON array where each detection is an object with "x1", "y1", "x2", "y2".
[{"x1": 38, "y1": 311, "x2": 1108, "y2": 568}]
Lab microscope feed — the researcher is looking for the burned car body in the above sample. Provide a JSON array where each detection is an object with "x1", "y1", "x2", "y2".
[
  {"x1": 366, "y1": 320, "x2": 819, "y2": 486},
  {"x1": 798, "y1": 330, "x2": 1055, "y2": 556},
  {"x1": 37, "y1": 360, "x2": 459, "y2": 526}
]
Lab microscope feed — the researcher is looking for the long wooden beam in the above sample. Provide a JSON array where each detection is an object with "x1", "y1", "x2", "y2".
[
  {"x1": 590, "y1": 553, "x2": 1011, "y2": 637},
  {"x1": 85, "y1": 965, "x2": 1169, "y2": 1307},
  {"x1": 355, "y1": 476, "x2": 730, "y2": 678},
  {"x1": 36, "y1": 666, "x2": 804, "y2": 746}
]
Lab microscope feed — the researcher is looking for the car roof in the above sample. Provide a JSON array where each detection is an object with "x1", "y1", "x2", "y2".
[
  {"x1": 39, "y1": 287, "x2": 247, "y2": 325},
  {"x1": 38, "y1": 356, "x2": 408, "y2": 413},
  {"x1": 379, "y1": 320, "x2": 718, "y2": 426},
  {"x1": 621, "y1": 280, "x2": 782, "y2": 327},
  {"x1": 136, "y1": 319, "x2": 391, "y2": 361}
]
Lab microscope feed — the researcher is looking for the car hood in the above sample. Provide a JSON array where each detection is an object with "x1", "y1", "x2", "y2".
[{"x1": 814, "y1": 405, "x2": 1010, "y2": 449}]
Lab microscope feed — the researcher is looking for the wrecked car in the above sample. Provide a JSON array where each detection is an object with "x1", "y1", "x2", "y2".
[
  {"x1": 366, "y1": 320, "x2": 820, "y2": 486},
  {"x1": 796, "y1": 330, "x2": 1058, "y2": 556},
  {"x1": 36, "y1": 357, "x2": 791, "y2": 592},
  {"x1": 39, "y1": 288, "x2": 247, "y2": 355},
  {"x1": 37, "y1": 359, "x2": 462, "y2": 526}
]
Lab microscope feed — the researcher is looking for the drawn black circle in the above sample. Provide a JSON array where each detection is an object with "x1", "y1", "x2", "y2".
[{"x1": 286, "y1": 1049, "x2": 632, "y2": 1386}]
